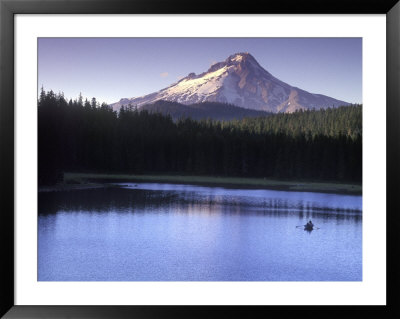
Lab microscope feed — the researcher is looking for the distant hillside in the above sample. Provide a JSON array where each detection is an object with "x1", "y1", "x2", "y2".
[{"x1": 136, "y1": 100, "x2": 272, "y2": 121}]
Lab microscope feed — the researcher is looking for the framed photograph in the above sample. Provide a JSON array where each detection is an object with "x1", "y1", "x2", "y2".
[{"x1": 1, "y1": 0, "x2": 399, "y2": 318}]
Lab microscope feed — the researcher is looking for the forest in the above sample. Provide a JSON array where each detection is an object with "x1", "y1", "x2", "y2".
[
  {"x1": 137, "y1": 100, "x2": 272, "y2": 121},
  {"x1": 38, "y1": 90, "x2": 362, "y2": 185}
]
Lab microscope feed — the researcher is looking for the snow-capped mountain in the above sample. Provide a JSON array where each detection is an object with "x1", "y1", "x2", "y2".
[{"x1": 111, "y1": 52, "x2": 350, "y2": 113}]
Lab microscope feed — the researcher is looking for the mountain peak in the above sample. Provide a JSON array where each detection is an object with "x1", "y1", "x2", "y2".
[
  {"x1": 111, "y1": 52, "x2": 350, "y2": 113},
  {"x1": 206, "y1": 52, "x2": 259, "y2": 74},
  {"x1": 226, "y1": 52, "x2": 254, "y2": 62}
]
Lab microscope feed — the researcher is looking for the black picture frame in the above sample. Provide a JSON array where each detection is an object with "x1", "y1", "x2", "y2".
[{"x1": 1, "y1": 0, "x2": 399, "y2": 318}]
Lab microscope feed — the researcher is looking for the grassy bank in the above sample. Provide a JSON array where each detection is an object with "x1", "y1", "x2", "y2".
[
  {"x1": 61, "y1": 172, "x2": 362, "y2": 195},
  {"x1": 38, "y1": 182, "x2": 116, "y2": 192}
]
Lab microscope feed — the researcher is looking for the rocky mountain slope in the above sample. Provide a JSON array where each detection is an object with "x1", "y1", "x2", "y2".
[{"x1": 111, "y1": 52, "x2": 350, "y2": 113}]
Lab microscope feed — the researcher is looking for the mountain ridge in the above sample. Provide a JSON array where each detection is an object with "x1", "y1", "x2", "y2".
[{"x1": 111, "y1": 52, "x2": 350, "y2": 113}]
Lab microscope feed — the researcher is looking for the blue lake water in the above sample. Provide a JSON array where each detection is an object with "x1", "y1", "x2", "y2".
[{"x1": 38, "y1": 183, "x2": 362, "y2": 281}]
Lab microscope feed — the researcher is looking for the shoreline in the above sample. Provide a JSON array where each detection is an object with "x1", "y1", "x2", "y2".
[
  {"x1": 38, "y1": 183, "x2": 116, "y2": 193},
  {"x1": 39, "y1": 173, "x2": 362, "y2": 195}
]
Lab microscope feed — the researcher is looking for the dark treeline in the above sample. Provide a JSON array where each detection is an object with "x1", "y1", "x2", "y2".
[
  {"x1": 38, "y1": 90, "x2": 362, "y2": 185},
  {"x1": 227, "y1": 105, "x2": 362, "y2": 140},
  {"x1": 139, "y1": 100, "x2": 273, "y2": 121}
]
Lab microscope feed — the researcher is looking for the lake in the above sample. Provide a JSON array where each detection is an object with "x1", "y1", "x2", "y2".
[{"x1": 38, "y1": 183, "x2": 362, "y2": 281}]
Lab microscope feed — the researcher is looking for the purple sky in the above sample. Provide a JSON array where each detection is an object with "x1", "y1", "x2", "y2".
[{"x1": 38, "y1": 38, "x2": 362, "y2": 104}]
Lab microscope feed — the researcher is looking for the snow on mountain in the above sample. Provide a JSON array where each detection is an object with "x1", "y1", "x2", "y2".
[{"x1": 111, "y1": 52, "x2": 350, "y2": 113}]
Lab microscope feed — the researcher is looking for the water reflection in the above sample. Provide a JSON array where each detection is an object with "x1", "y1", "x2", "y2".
[{"x1": 39, "y1": 183, "x2": 362, "y2": 221}]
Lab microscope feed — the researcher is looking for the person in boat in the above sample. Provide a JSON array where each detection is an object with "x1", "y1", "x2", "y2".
[{"x1": 306, "y1": 220, "x2": 314, "y2": 228}]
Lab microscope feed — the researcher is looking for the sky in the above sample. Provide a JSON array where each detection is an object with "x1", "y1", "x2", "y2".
[{"x1": 38, "y1": 38, "x2": 362, "y2": 105}]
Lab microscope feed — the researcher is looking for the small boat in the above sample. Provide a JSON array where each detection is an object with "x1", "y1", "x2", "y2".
[
  {"x1": 304, "y1": 224, "x2": 314, "y2": 231},
  {"x1": 303, "y1": 220, "x2": 315, "y2": 231},
  {"x1": 296, "y1": 221, "x2": 318, "y2": 231}
]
